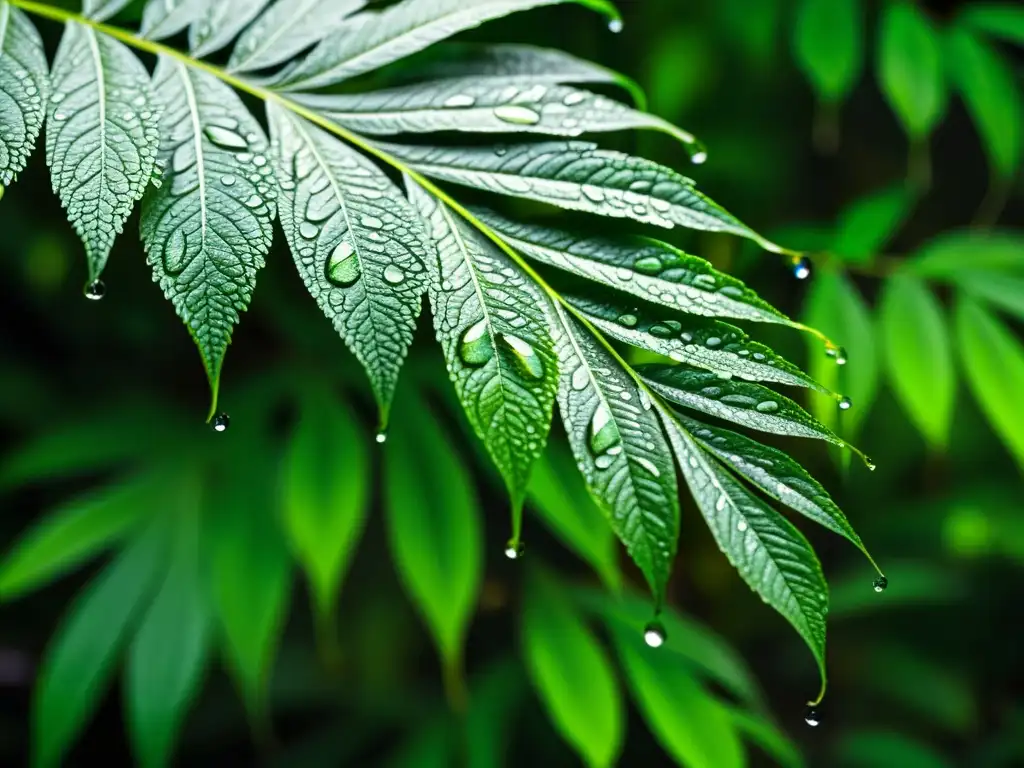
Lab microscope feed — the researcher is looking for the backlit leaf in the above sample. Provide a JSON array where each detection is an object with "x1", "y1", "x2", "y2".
[
  {"x1": 878, "y1": 1, "x2": 947, "y2": 139},
  {"x1": 793, "y1": 0, "x2": 864, "y2": 103},
  {"x1": 189, "y1": 0, "x2": 272, "y2": 58},
  {"x1": 0, "y1": 2, "x2": 47, "y2": 189}
]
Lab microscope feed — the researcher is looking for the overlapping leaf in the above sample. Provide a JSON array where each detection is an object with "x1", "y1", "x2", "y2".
[
  {"x1": 0, "y1": 2, "x2": 47, "y2": 188},
  {"x1": 83, "y1": 0, "x2": 133, "y2": 23},
  {"x1": 141, "y1": 0, "x2": 206, "y2": 41},
  {"x1": 189, "y1": 0, "x2": 272, "y2": 58}
]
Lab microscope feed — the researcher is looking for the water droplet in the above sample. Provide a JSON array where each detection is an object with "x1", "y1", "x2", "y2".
[
  {"x1": 361, "y1": 215, "x2": 383, "y2": 230},
  {"x1": 608, "y1": 18, "x2": 624, "y2": 33},
  {"x1": 755, "y1": 401, "x2": 779, "y2": 413},
  {"x1": 618, "y1": 313, "x2": 638, "y2": 327},
  {"x1": 589, "y1": 404, "x2": 620, "y2": 458},
  {"x1": 299, "y1": 222, "x2": 318, "y2": 239},
  {"x1": 504, "y1": 539, "x2": 525, "y2": 560},
  {"x1": 383, "y1": 265, "x2": 406, "y2": 284},
  {"x1": 459, "y1": 319, "x2": 494, "y2": 367},
  {"x1": 737, "y1": 520, "x2": 749, "y2": 532},
  {"x1": 84, "y1": 279, "x2": 106, "y2": 301},
  {"x1": 221, "y1": 174, "x2": 236, "y2": 187},
  {"x1": 502, "y1": 334, "x2": 545, "y2": 379},
  {"x1": 581, "y1": 184, "x2": 605, "y2": 203},
  {"x1": 804, "y1": 707, "x2": 821, "y2": 727},
  {"x1": 375, "y1": 430, "x2": 388, "y2": 445},
  {"x1": 244, "y1": 194, "x2": 263, "y2": 208},
  {"x1": 792, "y1": 256, "x2": 812, "y2": 281},
  {"x1": 873, "y1": 575, "x2": 888, "y2": 593},
  {"x1": 571, "y1": 366, "x2": 590, "y2": 391},
  {"x1": 212, "y1": 413, "x2": 230, "y2": 432},
  {"x1": 494, "y1": 105, "x2": 541, "y2": 125},
  {"x1": 688, "y1": 141, "x2": 708, "y2": 164},
  {"x1": 643, "y1": 620, "x2": 666, "y2": 648},
  {"x1": 634, "y1": 256, "x2": 662, "y2": 274},
  {"x1": 563, "y1": 91, "x2": 587, "y2": 106},
  {"x1": 826, "y1": 344, "x2": 848, "y2": 366},
  {"x1": 443, "y1": 94, "x2": 476, "y2": 108},
  {"x1": 326, "y1": 240, "x2": 361, "y2": 287},
  {"x1": 203, "y1": 125, "x2": 248, "y2": 151},
  {"x1": 839, "y1": 396, "x2": 853, "y2": 411}
]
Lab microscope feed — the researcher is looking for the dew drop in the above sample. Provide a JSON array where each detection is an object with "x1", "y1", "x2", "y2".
[
  {"x1": 873, "y1": 575, "x2": 888, "y2": 593},
  {"x1": 634, "y1": 256, "x2": 662, "y2": 274},
  {"x1": 688, "y1": 141, "x2": 708, "y2": 165},
  {"x1": 589, "y1": 404, "x2": 620, "y2": 458},
  {"x1": 203, "y1": 125, "x2": 248, "y2": 151},
  {"x1": 84, "y1": 279, "x2": 106, "y2": 301},
  {"x1": 361, "y1": 214, "x2": 384, "y2": 230},
  {"x1": 375, "y1": 430, "x2": 388, "y2": 445},
  {"x1": 608, "y1": 18, "x2": 624, "y2": 33},
  {"x1": 383, "y1": 265, "x2": 406, "y2": 284},
  {"x1": 221, "y1": 174, "x2": 237, "y2": 187},
  {"x1": 326, "y1": 240, "x2": 361, "y2": 287},
  {"x1": 502, "y1": 334, "x2": 545, "y2": 379},
  {"x1": 755, "y1": 400, "x2": 779, "y2": 413},
  {"x1": 494, "y1": 105, "x2": 542, "y2": 125},
  {"x1": 792, "y1": 255, "x2": 812, "y2": 280},
  {"x1": 443, "y1": 94, "x2": 476, "y2": 108},
  {"x1": 618, "y1": 313, "x2": 638, "y2": 327},
  {"x1": 571, "y1": 366, "x2": 590, "y2": 391},
  {"x1": 459, "y1": 319, "x2": 494, "y2": 367},
  {"x1": 212, "y1": 413, "x2": 230, "y2": 432},
  {"x1": 804, "y1": 707, "x2": 821, "y2": 727},
  {"x1": 835, "y1": 347, "x2": 848, "y2": 366},
  {"x1": 504, "y1": 539, "x2": 525, "y2": 560},
  {"x1": 643, "y1": 620, "x2": 666, "y2": 648},
  {"x1": 299, "y1": 222, "x2": 319, "y2": 239},
  {"x1": 839, "y1": 396, "x2": 853, "y2": 411},
  {"x1": 563, "y1": 91, "x2": 587, "y2": 106}
]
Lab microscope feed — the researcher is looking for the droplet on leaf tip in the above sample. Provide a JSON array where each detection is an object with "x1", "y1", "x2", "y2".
[
  {"x1": 84, "y1": 279, "x2": 106, "y2": 301},
  {"x1": 212, "y1": 413, "x2": 230, "y2": 432},
  {"x1": 804, "y1": 706, "x2": 821, "y2": 727},
  {"x1": 375, "y1": 430, "x2": 388, "y2": 445},
  {"x1": 791, "y1": 255, "x2": 812, "y2": 281},
  {"x1": 608, "y1": 18, "x2": 624, "y2": 33},
  {"x1": 838, "y1": 396, "x2": 853, "y2": 411},
  {"x1": 873, "y1": 575, "x2": 888, "y2": 593},
  {"x1": 864, "y1": 455, "x2": 877, "y2": 471},
  {"x1": 643, "y1": 620, "x2": 666, "y2": 648},
  {"x1": 504, "y1": 539, "x2": 524, "y2": 560}
]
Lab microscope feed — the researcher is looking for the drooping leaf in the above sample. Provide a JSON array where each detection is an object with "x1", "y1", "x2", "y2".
[
  {"x1": 272, "y1": 0, "x2": 620, "y2": 91},
  {"x1": 522, "y1": 569, "x2": 624, "y2": 768},
  {"x1": 0, "y1": 2, "x2": 47, "y2": 189},
  {"x1": 280, "y1": 389, "x2": 369, "y2": 619},
  {"x1": 227, "y1": 0, "x2": 366, "y2": 74},
  {"x1": 46, "y1": 22, "x2": 159, "y2": 281},
  {"x1": 831, "y1": 185, "x2": 912, "y2": 263},
  {"x1": 955, "y1": 295, "x2": 1024, "y2": 471},
  {"x1": 793, "y1": 0, "x2": 864, "y2": 103},
  {"x1": 33, "y1": 525, "x2": 167, "y2": 768},
  {"x1": 407, "y1": 178, "x2": 557, "y2": 514},
  {"x1": 141, "y1": 58, "x2": 276, "y2": 412},
  {"x1": 641, "y1": 364, "x2": 846, "y2": 448},
  {"x1": 141, "y1": 0, "x2": 207, "y2": 40},
  {"x1": 268, "y1": 104, "x2": 427, "y2": 421},
  {"x1": 660, "y1": 409, "x2": 829, "y2": 699},
  {"x1": 880, "y1": 273, "x2": 955, "y2": 448},
  {"x1": 83, "y1": 0, "x2": 135, "y2": 22},
  {"x1": 551, "y1": 303, "x2": 678, "y2": 604},
  {"x1": 908, "y1": 230, "x2": 1024, "y2": 278},
  {"x1": 389, "y1": 141, "x2": 779, "y2": 249},
  {"x1": 477, "y1": 209, "x2": 794, "y2": 326},
  {"x1": 611, "y1": 621, "x2": 745, "y2": 768},
  {"x1": 383, "y1": 392, "x2": 483, "y2": 686},
  {"x1": 126, "y1": 488, "x2": 212, "y2": 768},
  {"x1": 190, "y1": 0, "x2": 273, "y2": 58},
  {"x1": 878, "y1": 1, "x2": 947, "y2": 139},
  {"x1": 960, "y1": 4, "x2": 1024, "y2": 47}
]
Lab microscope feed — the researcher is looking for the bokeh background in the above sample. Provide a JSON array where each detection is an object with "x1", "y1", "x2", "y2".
[{"x1": 1, "y1": 0, "x2": 1023, "y2": 765}]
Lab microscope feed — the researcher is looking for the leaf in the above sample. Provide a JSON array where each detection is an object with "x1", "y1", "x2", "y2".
[
  {"x1": 729, "y1": 709, "x2": 805, "y2": 768},
  {"x1": 141, "y1": 0, "x2": 206, "y2": 40},
  {"x1": 465, "y1": 659, "x2": 526, "y2": 768},
  {"x1": 83, "y1": 0, "x2": 135, "y2": 22},
  {"x1": 960, "y1": 4, "x2": 1024, "y2": 47},
  {"x1": 477, "y1": 209, "x2": 794, "y2": 326},
  {"x1": 551, "y1": 303, "x2": 678, "y2": 604},
  {"x1": 280, "y1": 390, "x2": 369, "y2": 619},
  {"x1": 522, "y1": 569, "x2": 623, "y2": 768},
  {"x1": 383, "y1": 392, "x2": 482, "y2": 685},
  {"x1": 611, "y1": 622, "x2": 745, "y2": 768},
  {"x1": 388, "y1": 141, "x2": 777, "y2": 248},
  {"x1": 141, "y1": 58, "x2": 276, "y2": 412},
  {"x1": 272, "y1": 0, "x2": 620, "y2": 91},
  {"x1": 803, "y1": 270, "x2": 878, "y2": 439},
  {"x1": 45, "y1": 22, "x2": 159, "y2": 281},
  {"x1": 908, "y1": 229, "x2": 1024, "y2": 278},
  {"x1": 0, "y1": 474, "x2": 156, "y2": 601},
  {"x1": 880, "y1": 274, "x2": 955, "y2": 448},
  {"x1": 569, "y1": 290, "x2": 827, "y2": 391},
  {"x1": 955, "y1": 295, "x2": 1024, "y2": 471},
  {"x1": 945, "y1": 26, "x2": 1023, "y2": 178},
  {"x1": 661, "y1": 409, "x2": 830, "y2": 698},
  {"x1": 679, "y1": 413, "x2": 872, "y2": 561},
  {"x1": 267, "y1": 104, "x2": 427, "y2": 421},
  {"x1": 831, "y1": 185, "x2": 911, "y2": 263},
  {"x1": 407, "y1": 178, "x2": 557, "y2": 513},
  {"x1": 878, "y1": 1, "x2": 947, "y2": 139},
  {"x1": 190, "y1": 0, "x2": 272, "y2": 58},
  {"x1": 126, "y1": 488, "x2": 212, "y2": 768},
  {"x1": 836, "y1": 730, "x2": 953, "y2": 768},
  {"x1": 0, "y1": 2, "x2": 47, "y2": 189},
  {"x1": 955, "y1": 272, "x2": 1024, "y2": 322},
  {"x1": 641, "y1": 364, "x2": 845, "y2": 448},
  {"x1": 227, "y1": 0, "x2": 367, "y2": 74},
  {"x1": 793, "y1": 0, "x2": 864, "y2": 103},
  {"x1": 33, "y1": 525, "x2": 167, "y2": 768}
]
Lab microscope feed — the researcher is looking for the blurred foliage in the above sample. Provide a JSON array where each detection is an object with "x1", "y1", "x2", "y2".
[{"x1": 2, "y1": 0, "x2": 1023, "y2": 766}]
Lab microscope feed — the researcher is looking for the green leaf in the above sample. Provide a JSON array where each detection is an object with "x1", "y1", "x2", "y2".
[
  {"x1": 831, "y1": 185, "x2": 911, "y2": 263},
  {"x1": 33, "y1": 525, "x2": 167, "y2": 768},
  {"x1": 280, "y1": 390, "x2": 369, "y2": 619},
  {"x1": 945, "y1": 26, "x2": 1023, "y2": 178},
  {"x1": 661, "y1": 409, "x2": 829, "y2": 700},
  {"x1": 955, "y1": 295, "x2": 1024, "y2": 471},
  {"x1": 45, "y1": 22, "x2": 159, "y2": 282},
  {"x1": 0, "y1": 474, "x2": 156, "y2": 601},
  {"x1": 273, "y1": 0, "x2": 620, "y2": 91},
  {"x1": 477, "y1": 209, "x2": 794, "y2": 326},
  {"x1": 908, "y1": 229, "x2": 1024, "y2": 278},
  {"x1": 190, "y1": 0, "x2": 272, "y2": 58},
  {"x1": 408, "y1": 178, "x2": 557, "y2": 515},
  {"x1": 729, "y1": 708, "x2": 805, "y2": 768},
  {"x1": 141, "y1": 0, "x2": 206, "y2": 40},
  {"x1": 960, "y1": 4, "x2": 1024, "y2": 47},
  {"x1": 141, "y1": 59, "x2": 276, "y2": 413},
  {"x1": 126, "y1": 489, "x2": 212, "y2": 768},
  {"x1": 880, "y1": 274, "x2": 955, "y2": 448},
  {"x1": 836, "y1": 730, "x2": 953, "y2": 768},
  {"x1": 383, "y1": 392, "x2": 482, "y2": 688},
  {"x1": 83, "y1": 0, "x2": 134, "y2": 22},
  {"x1": 389, "y1": 141, "x2": 778, "y2": 249},
  {"x1": 803, "y1": 270, "x2": 878, "y2": 439},
  {"x1": 611, "y1": 621, "x2": 745, "y2": 768},
  {"x1": 551, "y1": 303, "x2": 678, "y2": 605},
  {"x1": 268, "y1": 104, "x2": 427, "y2": 421},
  {"x1": 465, "y1": 659, "x2": 526, "y2": 768},
  {"x1": 227, "y1": 0, "x2": 366, "y2": 74},
  {"x1": 641, "y1": 364, "x2": 845, "y2": 448},
  {"x1": 0, "y1": 2, "x2": 47, "y2": 189},
  {"x1": 793, "y1": 0, "x2": 864, "y2": 103},
  {"x1": 955, "y1": 272, "x2": 1024, "y2": 322},
  {"x1": 878, "y1": 1, "x2": 947, "y2": 139},
  {"x1": 522, "y1": 569, "x2": 624, "y2": 768}
]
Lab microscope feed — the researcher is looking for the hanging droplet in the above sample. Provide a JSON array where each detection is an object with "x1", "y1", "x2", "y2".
[
  {"x1": 643, "y1": 620, "x2": 667, "y2": 648},
  {"x1": 803, "y1": 706, "x2": 821, "y2": 727},
  {"x1": 608, "y1": 18, "x2": 624, "y2": 33},
  {"x1": 212, "y1": 413, "x2": 230, "y2": 432},
  {"x1": 838, "y1": 396, "x2": 853, "y2": 411},
  {"x1": 863, "y1": 455, "x2": 877, "y2": 471},
  {"x1": 825, "y1": 344, "x2": 849, "y2": 366},
  {"x1": 84, "y1": 279, "x2": 106, "y2": 301},
  {"x1": 873, "y1": 575, "x2": 888, "y2": 593},
  {"x1": 375, "y1": 430, "x2": 388, "y2": 445},
  {"x1": 687, "y1": 140, "x2": 708, "y2": 165},
  {"x1": 459, "y1": 319, "x2": 494, "y2": 367},
  {"x1": 791, "y1": 255, "x2": 812, "y2": 280},
  {"x1": 504, "y1": 539, "x2": 525, "y2": 560}
]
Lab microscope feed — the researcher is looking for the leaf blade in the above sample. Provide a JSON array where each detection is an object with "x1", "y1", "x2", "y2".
[
  {"x1": 878, "y1": 1, "x2": 947, "y2": 139},
  {"x1": 0, "y1": 2, "x2": 48, "y2": 189},
  {"x1": 190, "y1": 0, "x2": 273, "y2": 58}
]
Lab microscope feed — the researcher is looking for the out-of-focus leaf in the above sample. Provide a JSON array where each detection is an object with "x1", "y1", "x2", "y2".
[
  {"x1": 836, "y1": 730, "x2": 953, "y2": 768},
  {"x1": 803, "y1": 270, "x2": 878, "y2": 439},
  {"x1": 729, "y1": 708, "x2": 805, "y2": 768},
  {"x1": 955, "y1": 296, "x2": 1024, "y2": 471},
  {"x1": 280, "y1": 392, "x2": 369, "y2": 619},
  {"x1": 611, "y1": 622, "x2": 744, "y2": 768},
  {"x1": 831, "y1": 186, "x2": 911, "y2": 263},
  {"x1": 466, "y1": 659, "x2": 526, "y2": 768},
  {"x1": 960, "y1": 4, "x2": 1024, "y2": 47},
  {"x1": 527, "y1": 448, "x2": 621, "y2": 591},
  {"x1": 878, "y1": 2, "x2": 947, "y2": 139},
  {"x1": 793, "y1": 0, "x2": 864, "y2": 103},
  {"x1": 880, "y1": 274, "x2": 955, "y2": 448},
  {"x1": 829, "y1": 561, "x2": 965, "y2": 619},
  {"x1": 33, "y1": 525, "x2": 167, "y2": 768},
  {"x1": 945, "y1": 26, "x2": 1023, "y2": 178},
  {"x1": 956, "y1": 272, "x2": 1024, "y2": 322},
  {"x1": 384, "y1": 392, "x2": 482, "y2": 690},
  {"x1": 908, "y1": 230, "x2": 1024, "y2": 278},
  {"x1": 522, "y1": 570, "x2": 623, "y2": 768}
]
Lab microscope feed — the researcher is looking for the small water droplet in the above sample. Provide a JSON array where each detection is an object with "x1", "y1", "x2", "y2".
[
  {"x1": 84, "y1": 279, "x2": 106, "y2": 301},
  {"x1": 873, "y1": 575, "x2": 888, "y2": 593},
  {"x1": 375, "y1": 430, "x2": 388, "y2": 445},
  {"x1": 688, "y1": 141, "x2": 708, "y2": 164},
  {"x1": 221, "y1": 174, "x2": 236, "y2": 187},
  {"x1": 203, "y1": 125, "x2": 248, "y2": 151},
  {"x1": 634, "y1": 256, "x2": 662, "y2": 274},
  {"x1": 804, "y1": 707, "x2": 821, "y2": 727},
  {"x1": 383, "y1": 265, "x2": 406, "y2": 284},
  {"x1": 443, "y1": 94, "x2": 476, "y2": 108},
  {"x1": 563, "y1": 91, "x2": 587, "y2": 106},
  {"x1": 643, "y1": 620, "x2": 666, "y2": 648},
  {"x1": 792, "y1": 256, "x2": 812, "y2": 280},
  {"x1": 212, "y1": 413, "x2": 230, "y2": 432},
  {"x1": 864, "y1": 455, "x2": 877, "y2": 471},
  {"x1": 608, "y1": 18, "x2": 624, "y2": 33},
  {"x1": 755, "y1": 401, "x2": 779, "y2": 413},
  {"x1": 299, "y1": 222, "x2": 319, "y2": 239},
  {"x1": 504, "y1": 539, "x2": 525, "y2": 560},
  {"x1": 494, "y1": 105, "x2": 541, "y2": 125},
  {"x1": 737, "y1": 520, "x2": 749, "y2": 532},
  {"x1": 618, "y1": 313, "x2": 638, "y2": 327},
  {"x1": 839, "y1": 396, "x2": 853, "y2": 411}
]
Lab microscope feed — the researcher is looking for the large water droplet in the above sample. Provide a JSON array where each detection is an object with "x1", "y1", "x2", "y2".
[
  {"x1": 634, "y1": 256, "x2": 662, "y2": 274},
  {"x1": 755, "y1": 400, "x2": 779, "y2": 413},
  {"x1": 504, "y1": 539, "x2": 525, "y2": 560},
  {"x1": 571, "y1": 366, "x2": 590, "y2": 391},
  {"x1": 383, "y1": 265, "x2": 406, "y2": 284},
  {"x1": 212, "y1": 413, "x2": 230, "y2": 432},
  {"x1": 326, "y1": 240, "x2": 360, "y2": 287},
  {"x1": 459, "y1": 319, "x2": 494, "y2": 367},
  {"x1": 443, "y1": 94, "x2": 476, "y2": 108},
  {"x1": 502, "y1": 334, "x2": 544, "y2": 379},
  {"x1": 792, "y1": 256, "x2": 812, "y2": 281},
  {"x1": 589, "y1": 404, "x2": 620, "y2": 458},
  {"x1": 804, "y1": 707, "x2": 821, "y2": 727},
  {"x1": 873, "y1": 575, "x2": 888, "y2": 593},
  {"x1": 299, "y1": 222, "x2": 318, "y2": 239},
  {"x1": 643, "y1": 620, "x2": 666, "y2": 648},
  {"x1": 494, "y1": 105, "x2": 541, "y2": 125},
  {"x1": 84, "y1": 279, "x2": 106, "y2": 301},
  {"x1": 203, "y1": 125, "x2": 248, "y2": 151}
]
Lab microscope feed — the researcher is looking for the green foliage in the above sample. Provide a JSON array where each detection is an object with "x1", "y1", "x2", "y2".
[
  {"x1": 793, "y1": 0, "x2": 864, "y2": 104},
  {"x1": 878, "y1": 1, "x2": 946, "y2": 141}
]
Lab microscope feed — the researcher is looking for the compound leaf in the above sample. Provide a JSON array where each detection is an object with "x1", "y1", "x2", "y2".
[{"x1": 0, "y1": 2, "x2": 47, "y2": 189}]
